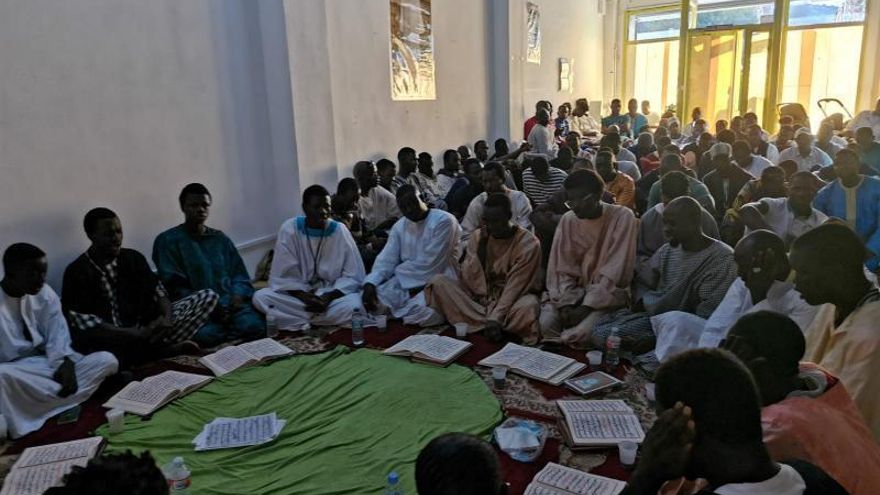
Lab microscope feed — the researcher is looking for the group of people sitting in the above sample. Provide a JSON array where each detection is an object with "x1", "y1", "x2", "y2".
[{"x1": 3, "y1": 96, "x2": 880, "y2": 494}]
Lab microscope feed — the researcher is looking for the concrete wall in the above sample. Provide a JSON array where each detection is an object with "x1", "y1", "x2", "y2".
[{"x1": 508, "y1": 0, "x2": 607, "y2": 139}]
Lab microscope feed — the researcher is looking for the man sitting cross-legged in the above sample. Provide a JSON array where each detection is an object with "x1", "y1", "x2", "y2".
[
  {"x1": 539, "y1": 169, "x2": 639, "y2": 348},
  {"x1": 62, "y1": 208, "x2": 218, "y2": 368},
  {"x1": 426, "y1": 193, "x2": 541, "y2": 344},
  {"x1": 0, "y1": 243, "x2": 118, "y2": 438},
  {"x1": 724, "y1": 311, "x2": 880, "y2": 495},
  {"x1": 793, "y1": 223, "x2": 880, "y2": 438},
  {"x1": 460, "y1": 161, "x2": 532, "y2": 249},
  {"x1": 595, "y1": 197, "x2": 736, "y2": 356},
  {"x1": 739, "y1": 171, "x2": 827, "y2": 248},
  {"x1": 362, "y1": 185, "x2": 461, "y2": 326},
  {"x1": 152, "y1": 183, "x2": 265, "y2": 348},
  {"x1": 253, "y1": 186, "x2": 369, "y2": 331},
  {"x1": 620, "y1": 348, "x2": 847, "y2": 495}
]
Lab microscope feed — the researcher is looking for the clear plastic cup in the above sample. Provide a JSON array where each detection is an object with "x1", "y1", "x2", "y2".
[
  {"x1": 492, "y1": 366, "x2": 508, "y2": 389},
  {"x1": 619, "y1": 441, "x2": 638, "y2": 467},
  {"x1": 454, "y1": 322, "x2": 469, "y2": 338},
  {"x1": 106, "y1": 409, "x2": 125, "y2": 434},
  {"x1": 587, "y1": 350, "x2": 603, "y2": 367}
]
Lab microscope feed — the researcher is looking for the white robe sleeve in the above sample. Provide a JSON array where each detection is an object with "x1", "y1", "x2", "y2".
[
  {"x1": 394, "y1": 214, "x2": 459, "y2": 290},
  {"x1": 330, "y1": 227, "x2": 367, "y2": 295},
  {"x1": 37, "y1": 287, "x2": 75, "y2": 368},
  {"x1": 365, "y1": 220, "x2": 404, "y2": 287},
  {"x1": 459, "y1": 195, "x2": 483, "y2": 246},
  {"x1": 268, "y1": 221, "x2": 311, "y2": 293},
  {"x1": 514, "y1": 193, "x2": 534, "y2": 231}
]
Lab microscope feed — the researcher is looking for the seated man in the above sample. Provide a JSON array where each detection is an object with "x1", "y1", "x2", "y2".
[
  {"x1": 813, "y1": 149, "x2": 880, "y2": 270},
  {"x1": 599, "y1": 133, "x2": 641, "y2": 181},
  {"x1": 702, "y1": 143, "x2": 756, "y2": 222},
  {"x1": 844, "y1": 96, "x2": 880, "y2": 140},
  {"x1": 793, "y1": 223, "x2": 880, "y2": 437},
  {"x1": 539, "y1": 170, "x2": 639, "y2": 348},
  {"x1": 637, "y1": 171, "x2": 719, "y2": 273},
  {"x1": 719, "y1": 165, "x2": 789, "y2": 247},
  {"x1": 645, "y1": 154, "x2": 715, "y2": 213},
  {"x1": 362, "y1": 185, "x2": 460, "y2": 326},
  {"x1": 62, "y1": 208, "x2": 218, "y2": 367},
  {"x1": 376, "y1": 158, "x2": 397, "y2": 193},
  {"x1": 253, "y1": 186, "x2": 368, "y2": 331},
  {"x1": 739, "y1": 171, "x2": 828, "y2": 248},
  {"x1": 521, "y1": 154, "x2": 567, "y2": 207},
  {"x1": 621, "y1": 348, "x2": 847, "y2": 495},
  {"x1": 856, "y1": 127, "x2": 880, "y2": 173},
  {"x1": 426, "y1": 194, "x2": 541, "y2": 344},
  {"x1": 723, "y1": 311, "x2": 880, "y2": 495},
  {"x1": 732, "y1": 139, "x2": 774, "y2": 178},
  {"x1": 152, "y1": 183, "x2": 265, "y2": 348},
  {"x1": 445, "y1": 158, "x2": 484, "y2": 220},
  {"x1": 778, "y1": 128, "x2": 833, "y2": 172},
  {"x1": 413, "y1": 151, "x2": 447, "y2": 209},
  {"x1": 595, "y1": 150, "x2": 635, "y2": 210},
  {"x1": 460, "y1": 161, "x2": 532, "y2": 248},
  {"x1": 597, "y1": 197, "x2": 736, "y2": 354},
  {"x1": 436, "y1": 149, "x2": 462, "y2": 198},
  {"x1": 526, "y1": 108, "x2": 558, "y2": 158},
  {"x1": 416, "y1": 432, "x2": 505, "y2": 495},
  {"x1": 0, "y1": 243, "x2": 118, "y2": 438},
  {"x1": 353, "y1": 160, "x2": 400, "y2": 234}
]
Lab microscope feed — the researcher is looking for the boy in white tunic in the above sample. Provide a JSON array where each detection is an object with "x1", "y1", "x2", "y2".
[
  {"x1": 253, "y1": 186, "x2": 369, "y2": 331},
  {"x1": 362, "y1": 185, "x2": 461, "y2": 326},
  {"x1": 0, "y1": 243, "x2": 118, "y2": 438}
]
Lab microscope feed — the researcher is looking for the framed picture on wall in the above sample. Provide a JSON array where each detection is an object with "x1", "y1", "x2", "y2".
[
  {"x1": 559, "y1": 58, "x2": 573, "y2": 92},
  {"x1": 526, "y1": 2, "x2": 541, "y2": 64},
  {"x1": 390, "y1": 0, "x2": 436, "y2": 101}
]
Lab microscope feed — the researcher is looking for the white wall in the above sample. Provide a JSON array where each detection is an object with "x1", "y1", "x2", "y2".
[
  {"x1": 0, "y1": 0, "x2": 297, "y2": 285},
  {"x1": 508, "y1": 0, "x2": 606, "y2": 139}
]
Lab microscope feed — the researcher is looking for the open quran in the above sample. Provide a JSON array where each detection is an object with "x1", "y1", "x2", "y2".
[
  {"x1": 199, "y1": 338, "x2": 294, "y2": 376},
  {"x1": 556, "y1": 400, "x2": 645, "y2": 448},
  {"x1": 103, "y1": 370, "x2": 213, "y2": 416},
  {"x1": 524, "y1": 462, "x2": 625, "y2": 495},
  {"x1": 0, "y1": 437, "x2": 104, "y2": 495},
  {"x1": 383, "y1": 334, "x2": 472, "y2": 366},
  {"x1": 477, "y1": 343, "x2": 585, "y2": 385}
]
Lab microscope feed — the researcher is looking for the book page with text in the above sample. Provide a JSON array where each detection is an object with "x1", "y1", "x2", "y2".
[
  {"x1": 238, "y1": 338, "x2": 293, "y2": 360},
  {"x1": 0, "y1": 459, "x2": 90, "y2": 495},
  {"x1": 15, "y1": 437, "x2": 103, "y2": 468},
  {"x1": 531, "y1": 462, "x2": 625, "y2": 495},
  {"x1": 200, "y1": 346, "x2": 257, "y2": 376},
  {"x1": 413, "y1": 336, "x2": 470, "y2": 362}
]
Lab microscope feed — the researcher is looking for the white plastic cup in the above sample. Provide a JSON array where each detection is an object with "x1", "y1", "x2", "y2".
[
  {"x1": 106, "y1": 409, "x2": 125, "y2": 434},
  {"x1": 645, "y1": 383, "x2": 656, "y2": 402},
  {"x1": 376, "y1": 315, "x2": 388, "y2": 329},
  {"x1": 587, "y1": 350, "x2": 603, "y2": 367},
  {"x1": 619, "y1": 441, "x2": 638, "y2": 467},
  {"x1": 0, "y1": 414, "x2": 7, "y2": 440},
  {"x1": 492, "y1": 366, "x2": 508, "y2": 389},
  {"x1": 454, "y1": 322, "x2": 469, "y2": 338}
]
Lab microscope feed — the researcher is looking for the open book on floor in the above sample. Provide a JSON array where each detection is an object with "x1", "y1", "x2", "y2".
[
  {"x1": 103, "y1": 370, "x2": 213, "y2": 416},
  {"x1": 0, "y1": 437, "x2": 104, "y2": 495},
  {"x1": 557, "y1": 400, "x2": 645, "y2": 449},
  {"x1": 524, "y1": 462, "x2": 625, "y2": 495},
  {"x1": 382, "y1": 334, "x2": 472, "y2": 367},
  {"x1": 477, "y1": 343, "x2": 585, "y2": 385},
  {"x1": 199, "y1": 338, "x2": 294, "y2": 377}
]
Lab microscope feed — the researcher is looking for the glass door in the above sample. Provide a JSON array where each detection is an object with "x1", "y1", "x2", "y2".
[
  {"x1": 741, "y1": 29, "x2": 771, "y2": 123},
  {"x1": 686, "y1": 30, "x2": 741, "y2": 124}
]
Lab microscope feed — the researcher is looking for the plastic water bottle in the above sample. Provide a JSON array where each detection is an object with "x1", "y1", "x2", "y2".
[
  {"x1": 266, "y1": 305, "x2": 279, "y2": 338},
  {"x1": 162, "y1": 457, "x2": 192, "y2": 494},
  {"x1": 605, "y1": 326, "x2": 621, "y2": 369},
  {"x1": 352, "y1": 309, "x2": 365, "y2": 347},
  {"x1": 385, "y1": 471, "x2": 403, "y2": 495}
]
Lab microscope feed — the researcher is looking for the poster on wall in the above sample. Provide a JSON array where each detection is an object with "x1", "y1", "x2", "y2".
[
  {"x1": 390, "y1": 0, "x2": 436, "y2": 101},
  {"x1": 559, "y1": 58, "x2": 573, "y2": 92},
  {"x1": 526, "y1": 2, "x2": 541, "y2": 64}
]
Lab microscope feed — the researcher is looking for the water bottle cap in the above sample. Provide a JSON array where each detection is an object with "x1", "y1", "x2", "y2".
[
  {"x1": 172, "y1": 456, "x2": 184, "y2": 466},
  {"x1": 388, "y1": 471, "x2": 400, "y2": 484}
]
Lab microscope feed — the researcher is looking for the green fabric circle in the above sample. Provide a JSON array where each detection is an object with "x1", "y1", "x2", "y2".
[{"x1": 99, "y1": 347, "x2": 502, "y2": 494}]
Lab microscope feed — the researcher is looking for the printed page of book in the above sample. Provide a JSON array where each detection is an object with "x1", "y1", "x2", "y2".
[
  {"x1": 477, "y1": 343, "x2": 533, "y2": 368},
  {"x1": 14, "y1": 437, "x2": 103, "y2": 469},
  {"x1": 564, "y1": 411, "x2": 645, "y2": 445},
  {"x1": 103, "y1": 381, "x2": 173, "y2": 416},
  {"x1": 557, "y1": 400, "x2": 633, "y2": 414},
  {"x1": 546, "y1": 360, "x2": 587, "y2": 385},
  {"x1": 411, "y1": 335, "x2": 470, "y2": 363},
  {"x1": 200, "y1": 346, "x2": 257, "y2": 376},
  {"x1": 0, "y1": 458, "x2": 90, "y2": 495},
  {"x1": 514, "y1": 349, "x2": 575, "y2": 381},
  {"x1": 383, "y1": 335, "x2": 425, "y2": 356},
  {"x1": 197, "y1": 413, "x2": 280, "y2": 450},
  {"x1": 530, "y1": 462, "x2": 625, "y2": 495},
  {"x1": 238, "y1": 338, "x2": 293, "y2": 360},
  {"x1": 524, "y1": 484, "x2": 571, "y2": 495},
  {"x1": 145, "y1": 370, "x2": 212, "y2": 393}
]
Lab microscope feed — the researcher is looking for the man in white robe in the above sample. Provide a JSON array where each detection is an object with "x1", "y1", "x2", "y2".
[
  {"x1": 362, "y1": 186, "x2": 461, "y2": 326},
  {"x1": 353, "y1": 161, "x2": 400, "y2": 232},
  {"x1": 0, "y1": 243, "x2": 118, "y2": 438},
  {"x1": 461, "y1": 161, "x2": 532, "y2": 249},
  {"x1": 254, "y1": 186, "x2": 368, "y2": 331}
]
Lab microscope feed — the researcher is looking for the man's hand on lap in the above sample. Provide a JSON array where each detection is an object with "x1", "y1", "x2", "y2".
[{"x1": 53, "y1": 357, "x2": 79, "y2": 398}]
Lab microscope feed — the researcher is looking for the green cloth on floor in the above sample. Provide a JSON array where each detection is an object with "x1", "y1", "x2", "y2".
[{"x1": 98, "y1": 347, "x2": 502, "y2": 494}]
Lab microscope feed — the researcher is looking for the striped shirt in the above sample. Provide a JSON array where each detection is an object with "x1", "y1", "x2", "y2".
[{"x1": 522, "y1": 167, "x2": 568, "y2": 206}]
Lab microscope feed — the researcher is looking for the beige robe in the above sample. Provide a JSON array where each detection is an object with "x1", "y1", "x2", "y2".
[
  {"x1": 426, "y1": 226, "x2": 541, "y2": 343},
  {"x1": 540, "y1": 205, "x2": 639, "y2": 344},
  {"x1": 805, "y1": 301, "x2": 880, "y2": 439}
]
